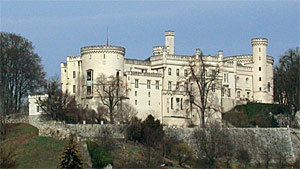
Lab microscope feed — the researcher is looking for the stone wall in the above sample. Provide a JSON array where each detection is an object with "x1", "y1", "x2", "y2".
[
  {"x1": 7, "y1": 114, "x2": 299, "y2": 163},
  {"x1": 165, "y1": 127, "x2": 297, "y2": 163},
  {"x1": 28, "y1": 115, "x2": 126, "y2": 141}
]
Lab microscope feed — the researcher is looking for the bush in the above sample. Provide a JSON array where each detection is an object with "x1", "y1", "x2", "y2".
[
  {"x1": 126, "y1": 117, "x2": 142, "y2": 142},
  {"x1": 86, "y1": 139, "x2": 113, "y2": 168},
  {"x1": 170, "y1": 142, "x2": 193, "y2": 167}
]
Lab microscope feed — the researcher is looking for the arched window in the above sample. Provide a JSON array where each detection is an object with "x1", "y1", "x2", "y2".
[
  {"x1": 237, "y1": 91, "x2": 241, "y2": 98},
  {"x1": 246, "y1": 78, "x2": 249, "y2": 84},
  {"x1": 86, "y1": 69, "x2": 93, "y2": 95},
  {"x1": 236, "y1": 77, "x2": 240, "y2": 83}
]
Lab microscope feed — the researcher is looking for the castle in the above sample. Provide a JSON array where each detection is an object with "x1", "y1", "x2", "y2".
[{"x1": 29, "y1": 30, "x2": 274, "y2": 127}]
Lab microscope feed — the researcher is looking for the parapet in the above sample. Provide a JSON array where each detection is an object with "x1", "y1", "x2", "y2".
[
  {"x1": 165, "y1": 30, "x2": 175, "y2": 36},
  {"x1": 153, "y1": 46, "x2": 167, "y2": 56},
  {"x1": 81, "y1": 45, "x2": 125, "y2": 55},
  {"x1": 251, "y1": 38, "x2": 268, "y2": 46},
  {"x1": 60, "y1": 62, "x2": 67, "y2": 67}
]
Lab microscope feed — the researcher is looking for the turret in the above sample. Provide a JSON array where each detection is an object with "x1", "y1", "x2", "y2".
[
  {"x1": 165, "y1": 30, "x2": 175, "y2": 55},
  {"x1": 252, "y1": 38, "x2": 268, "y2": 102}
]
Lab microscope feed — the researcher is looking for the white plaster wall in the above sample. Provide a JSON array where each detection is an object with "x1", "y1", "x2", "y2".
[{"x1": 28, "y1": 94, "x2": 48, "y2": 116}]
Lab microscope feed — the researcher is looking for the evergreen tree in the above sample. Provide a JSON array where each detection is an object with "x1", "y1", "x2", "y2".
[{"x1": 58, "y1": 136, "x2": 83, "y2": 169}]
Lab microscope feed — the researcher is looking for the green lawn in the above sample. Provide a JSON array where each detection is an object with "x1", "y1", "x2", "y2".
[{"x1": 1, "y1": 123, "x2": 71, "y2": 168}]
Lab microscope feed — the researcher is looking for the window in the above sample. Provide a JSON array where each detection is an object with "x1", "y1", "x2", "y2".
[
  {"x1": 259, "y1": 67, "x2": 261, "y2": 71},
  {"x1": 259, "y1": 56, "x2": 261, "y2": 61},
  {"x1": 87, "y1": 71, "x2": 92, "y2": 81},
  {"x1": 259, "y1": 87, "x2": 262, "y2": 91},
  {"x1": 147, "y1": 80, "x2": 151, "y2": 89},
  {"x1": 247, "y1": 92, "x2": 250, "y2": 99},
  {"x1": 168, "y1": 81, "x2": 172, "y2": 90},
  {"x1": 228, "y1": 88, "x2": 231, "y2": 97},
  {"x1": 135, "y1": 91, "x2": 137, "y2": 96},
  {"x1": 135, "y1": 100, "x2": 137, "y2": 105},
  {"x1": 184, "y1": 69, "x2": 188, "y2": 77},
  {"x1": 176, "y1": 82, "x2": 180, "y2": 91},
  {"x1": 73, "y1": 71, "x2": 76, "y2": 78},
  {"x1": 224, "y1": 73, "x2": 228, "y2": 82},
  {"x1": 259, "y1": 77, "x2": 261, "y2": 81},
  {"x1": 135, "y1": 79, "x2": 139, "y2": 88},
  {"x1": 221, "y1": 87, "x2": 224, "y2": 97},
  {"x1": 148, "y1": 100, "x2": 150, "y2": 106},
  {"x1": 211, "y1": 84, "x2": 215, "y2": 92},
  {"x1": 190, "y1": 83, "x2": 194, "y2": 91},
  {"x1": 148, "y1": 92, "x2": 150, "y2": 97},
  {"x1": 73, "y1": 85, "x2": 76, "y2": 93},
  {"x1": 155, "y1": 81, "x2": 159, "y2": 89},
  {"x1": 184, "y1": 83, "x2": 188, "y2": 91},
  {"x1": 36, "y1": 105, "x2": 39, "y2": 112},
  {"x1": 168, "y1": 68, "x2": 172, "y2": 75},
  {"x1": 87, "y1": 86, "x2": 91, "y2": 95},
  {"x1": 180, "y1": 98, "x2": 183, "y2": 110},
  {"x1": 246, "y1": 78, "x2": 249, "y2": 84},
  {"x1": 259, "y1": 48, "x2": 261, "y2": 52},
  {"x1": 171, "y1": 98, "x2": 173, "y2": 109},
  {"x1": 268, "y1": 82, "x2": 271, "y2": 92},
  {"x1": 103, "y1": 54, "x2": 105, "y2": 59},
  {"x1": 237, "y1": 91, "x2": 240, "y2": 98},
  {"x1": 236, "y1": 77, "x2": 240, "y2": 83},
  {"x1": 176, "y1": 69, "x2": 179, "y2": 76}
]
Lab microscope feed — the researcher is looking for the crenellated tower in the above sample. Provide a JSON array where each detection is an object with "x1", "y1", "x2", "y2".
[
  {"x1": 165, "y1": 30, "x2": 175, "y2": 55},
  {"x1": 252, "y1": 38, "x2": 268, "y2": 102}
]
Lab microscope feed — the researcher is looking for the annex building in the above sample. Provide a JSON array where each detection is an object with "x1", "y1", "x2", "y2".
[{"x1": 56, "y1": 30, "x2": 274, "y2": 127}]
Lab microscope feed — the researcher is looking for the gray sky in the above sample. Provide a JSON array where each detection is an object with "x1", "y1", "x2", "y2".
[{"x1": 1, "y1": 1, "x2": 299, "y2": 78}]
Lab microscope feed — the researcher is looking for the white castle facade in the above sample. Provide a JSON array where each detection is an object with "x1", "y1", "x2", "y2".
[{"x1": 57, "y1": 30, "x2": 274, "y2": 127}]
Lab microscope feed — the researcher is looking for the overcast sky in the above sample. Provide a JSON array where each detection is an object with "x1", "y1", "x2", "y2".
[{"x1": 1, "y1": 1, "x2": 299, "y2": 78}]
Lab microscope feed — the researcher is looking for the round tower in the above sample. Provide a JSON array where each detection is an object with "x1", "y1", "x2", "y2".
[
  {"x1": 251, "y1": 38, "x2": 268, "y2": 102},
  {"x1": 80, "y1": 45, "x2": 125, "y2": 97}
]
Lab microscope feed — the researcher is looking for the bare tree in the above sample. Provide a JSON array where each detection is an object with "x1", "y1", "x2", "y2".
[
  {"x1": 0, "y1": 32, "x2": 45, "y2": 139},
  {"x1": 184, "y1": 50, "x2": 221, "y2": 127},
  {"x1": 94, "y1": 73, "x2": 128, "y2": 124},
  {"x1": 274, "y1": 47, "x2": 300, "y2": 127},
  {"x1": 115, "y1": 102, "x2": 137, "y2": 124},
  {"x1": 192, "y1": 122, "x2": 233, "y2": 168},
  {"x1": 37, "y1": 77, "x2": 82, "y2": 123}
]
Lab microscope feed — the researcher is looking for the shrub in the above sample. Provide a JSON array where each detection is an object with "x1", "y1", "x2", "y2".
[
  {"x1": 170, "y1": 142, "x2": 193, "y2": 167},
  {"x1": 126, "y1": 117, "x2": 142, "y2": 142},
  {"x1": 86, "y1": 139, "x2": 113, "y2": 168}
]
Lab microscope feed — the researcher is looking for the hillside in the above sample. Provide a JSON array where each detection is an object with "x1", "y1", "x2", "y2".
[
  {"x1": 0, "y1": 123, "x2": 89, "y2": 168},
  {"x1": 223, "y1": 102, "x2": 288, "y2": 128}
]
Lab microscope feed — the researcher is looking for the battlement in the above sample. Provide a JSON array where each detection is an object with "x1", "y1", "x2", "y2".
[
  {"x1": 153, "y1": 46, "x2": 167, "y2": 56},
  {"x1": 66, "y1": 56, "x2": 81, "y2": 61},
  {"x1": 251, "y1": 38, "x2": 268, "y2": 46},
  {"x1": 60, "y1": 62, "x2": 67, "y2": 67},
  {"x1": 165, "y1": 30, "x2": 175, "y2": 36},
  {"x1": 81, "y1": 45, "x2": 125, "y2": 55},
  {"x1": 125, "y1": 58, "x2": 151, "y2": 66}
]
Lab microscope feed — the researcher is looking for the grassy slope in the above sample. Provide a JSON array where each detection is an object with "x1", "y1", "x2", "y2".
[{"x1": 1, "y1": 123, "x2": 69, "y2": 168}]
